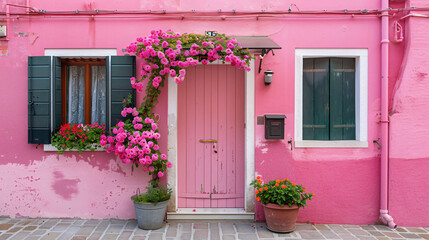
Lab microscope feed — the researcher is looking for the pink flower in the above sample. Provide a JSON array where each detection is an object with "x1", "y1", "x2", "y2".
[
  {"x1": 117, "y1": 121, "x2": 125, "y2": 128},
  {"x1": 157, "y1": 51, "x2": 165, "y2": 58},
  {"x1": 130, "y1": 77, "x2": 136, "y2": 84},
  {"x1": 201, "y1": 59, "x2": 208, "y2": 65},
  {"x1": 134, "y1": 124, "x2": 143, "y2": 130},
  {"x1": 144, "y1": 65, "x2": 151, "y2": 71},
  {"x1": 152, "y1": 154, "x2": 158, "y2": 161},
  {"x1": 153, "y1": 145, "x2": 159, "y2": 150},
  {"x1": 170, "y1": 69, "x2": 177, "y2": 77},
  {"x1": 153, "y1": 76, "x2": 162, "y2": 83},
  {"x1": 152, "y1": 123, "x2": 158, "y2": 131},
  {"x1": 161, "y1": 154, "x2": 167, "y2": 160},
  {"x1": 179, "y1": 69, "x2": 186, "y2": 76},
  {"x1": 153, "y1": 82, "x2": 159, "y2": 88},
  {"x1": 148, "y1": 166, "x2": 155, "y2": 172},
  {"x1": 133, "y1": 116, "x2": 142, "y2": 123},
  {"x1": 157, "y1": 171, "x2": 164, "y2": 178},
  {"x1": 118, "y1": 145, "x2": 125, "y2": 152},
  {"x1": 166, "y1": 161, "x2": 173, "y2": 168},
  {"x1": 225, "y1": 49, "x2": 232, "y2": 54},
  {"x1": 162, "y1": 41, "x2": 169, "y2": 48},
  {"x1": 161, "y1": 58, "x2": 169, "y2": 65}
]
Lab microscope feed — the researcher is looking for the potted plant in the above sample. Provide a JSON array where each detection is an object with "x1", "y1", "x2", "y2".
[
  {"x1": 131, "y1": 184, "x2": 172, "y2": 229},
  {"x1": 51, "y1": 123, "x2": 106, "y2": 154},
  {"x1": 250, "y1": 176, "x2": 314, "y2": 233}
]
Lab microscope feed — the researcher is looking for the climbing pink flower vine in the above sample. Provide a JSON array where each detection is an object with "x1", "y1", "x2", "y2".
[{"x1": 102, "y1": 30, "x2": 252, "y2": 186}]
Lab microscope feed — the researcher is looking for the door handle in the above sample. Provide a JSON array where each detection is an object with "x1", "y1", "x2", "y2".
[{"x1": 199, "y1": 139, "x2": 218, "y2": 143}]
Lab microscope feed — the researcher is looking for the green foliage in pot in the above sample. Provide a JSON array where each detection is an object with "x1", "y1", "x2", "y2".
[
  {"x1": 250, "y1": 176, "x2": 314, "y2": 207},
  {"x1": 132, "y1": 184, "x2": 172, "y2": 205}
]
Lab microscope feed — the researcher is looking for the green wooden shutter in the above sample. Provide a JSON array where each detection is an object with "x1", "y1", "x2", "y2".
[
  {"x1": 329, "y1": 58, "x2": 356, "y2": 140},
  {"x1": 28, "y1": 56, "x2": 52, "y2": 144},
  {"x1": 303, "y1": 58, "x2": 330, "y2": 140},
  {"x1": 109, "y1": 56, "x2": 136, "y2": 128},
  {"x1": 53, "y1": 57, "x2": 62, "y2": 131},
  {"x1": 28, "y1": 56, "x2": 62, "y2": 144}
]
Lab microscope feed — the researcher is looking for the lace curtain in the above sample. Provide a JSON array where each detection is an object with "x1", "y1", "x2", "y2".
[
  {"x1": 67, "y1": 65, "x2": 106, "y2": 125},
  {"x1": 68, "y1": 66, "x2": 85, "y2": 124},
  {"x1": 91, "y1": 66, "x2": 106, "y2": 125}
]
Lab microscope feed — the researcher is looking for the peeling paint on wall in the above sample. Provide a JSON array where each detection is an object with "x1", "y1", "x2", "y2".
[
  {"x1": 0, "y1": 41, "x2": 8, "y2": 56},
  {"x1": 16, "y1": 32, "x2": 39, "y2": 45}
]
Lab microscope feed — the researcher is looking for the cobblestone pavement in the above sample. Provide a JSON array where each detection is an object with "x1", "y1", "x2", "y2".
[{"x1": 1, "y1": 217, "x2": 429, "y2": 240}]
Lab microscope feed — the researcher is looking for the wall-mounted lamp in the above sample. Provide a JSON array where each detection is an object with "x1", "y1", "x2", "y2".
[{"x1": 264, "y1": 70, "x2": 274, "y2": 85}]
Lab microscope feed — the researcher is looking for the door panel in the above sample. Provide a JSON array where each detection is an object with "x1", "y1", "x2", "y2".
[{"x1": 178, "y1": 65, "x2": 245, "y2": 208}]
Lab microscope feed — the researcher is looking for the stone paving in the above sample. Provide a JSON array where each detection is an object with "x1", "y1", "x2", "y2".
[{"x1": 1, "y1": 217, "x2": 429, "y2": 240}]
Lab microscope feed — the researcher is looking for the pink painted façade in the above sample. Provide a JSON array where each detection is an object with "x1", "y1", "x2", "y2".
[{"x1": 0, "y1": 0, "x2": 428, "y2": 227}]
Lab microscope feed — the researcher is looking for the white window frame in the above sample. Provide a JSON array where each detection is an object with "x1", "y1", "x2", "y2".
[
  {"x1": 294, "y1": 49, "x2": 368, "y2": 148},
  {"x1": 43, "y1": 48, "x2": 117, "y2": 151}
]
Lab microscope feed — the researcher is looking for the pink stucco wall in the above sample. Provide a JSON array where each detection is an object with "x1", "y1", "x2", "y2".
[
  {"x1": 388, "y1": 0, "x2": 429, "y2": 227},
  {"x1": 0, "y1": 0, "x2": 427, "y2": 226}
]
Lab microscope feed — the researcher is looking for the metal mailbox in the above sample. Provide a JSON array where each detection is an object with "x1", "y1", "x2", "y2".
[{"x1": 265, "y1": 114, "x2": 286, "y2": 139}]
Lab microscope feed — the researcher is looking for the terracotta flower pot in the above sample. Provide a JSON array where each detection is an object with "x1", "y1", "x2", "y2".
[{"x1": 263, "y1": 203, "x2": 299, "y2": 233}]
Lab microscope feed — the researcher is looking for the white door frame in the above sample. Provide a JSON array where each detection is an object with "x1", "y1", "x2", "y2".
[{"x1": 167, "y1": 59, "x2": 255, "y2": 218}]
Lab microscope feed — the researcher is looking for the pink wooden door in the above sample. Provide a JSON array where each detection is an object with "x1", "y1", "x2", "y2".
[{"x1": 177, "y1": 65, "x2": 245, "y2": 208}]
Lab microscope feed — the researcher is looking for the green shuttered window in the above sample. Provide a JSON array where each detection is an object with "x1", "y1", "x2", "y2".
[
  {"x1": 303, "y1": 58, "x2": 356, "y2": 140},
  {"x1": 28, "y1": 55, "x2": 136, "y2": 144}
]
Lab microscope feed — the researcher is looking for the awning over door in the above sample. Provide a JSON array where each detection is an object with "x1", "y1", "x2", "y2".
[{"x1": 233, "y1": 36, "x2": 282, "y2": 50}]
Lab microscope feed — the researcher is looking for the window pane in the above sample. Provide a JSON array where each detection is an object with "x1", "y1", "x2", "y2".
[
  {"x1": 329, "y1": 58, "x2": 356, "y2": 140},
  {"x1": 303, "y1": 58, "x2": 330, "y2": 140},
  {"x1": 67, "y1": 66, "x2": 85, "y2": 124},
  {"x1": 91, "y1": 66, "x2": 107, "y2": 125}
]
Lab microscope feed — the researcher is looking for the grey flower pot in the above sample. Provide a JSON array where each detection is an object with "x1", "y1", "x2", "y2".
[{"x1": 132, "y1": 198, "x2": 169, "y2": 230}]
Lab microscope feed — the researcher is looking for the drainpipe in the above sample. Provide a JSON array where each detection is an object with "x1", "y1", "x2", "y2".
[{"x1": 379, "y1": 0, "x2": 397, "y2": 229}]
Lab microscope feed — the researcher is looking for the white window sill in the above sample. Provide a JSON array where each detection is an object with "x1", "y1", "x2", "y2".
[
  {"x1": 294, "y1": 140, "x2": 368, "y2": 148},
  {"x1": 43, "y1": 144, "x2": 105, "y2": 152}
]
